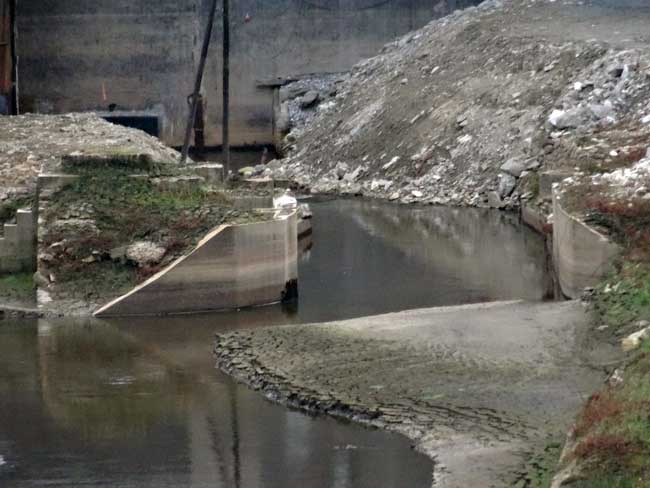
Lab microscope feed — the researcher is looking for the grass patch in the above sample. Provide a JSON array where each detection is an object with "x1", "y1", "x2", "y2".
[
  {"x1": 513, "y1": 441, "x2": 563, "y2": 488},
  {"x1": 0, "y1": 272, "x2": 35, "y2": 302},
  {"x1": 592, "y1": 263, "x2": 650, "y2": 333},
  {"x1": 0, "y1": 196, "x2": 34, "y2": 224},
  {"x1": 565, "y1": 337, "x2": 650, "y2": 487},
  {"x1": 41, "y1": 167, "x2": 263, "y2": 299}
]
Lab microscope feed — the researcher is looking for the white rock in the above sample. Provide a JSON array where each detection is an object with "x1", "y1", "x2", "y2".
[
  {"x1": 622, "y1": 327, "x2": 650, "y2": 352},
  {"x1": 126, "y1": 241, "x2": 166, "y2": 267},
  {"x1": 411, "y1": 190, "x2": 424, "y2": 198},
  {"x1": 382, "y1": 156, "x2": 400, "y2": 170},
  {"x1": 274, "y1": 189, "x2": 298, "y2": 209}
]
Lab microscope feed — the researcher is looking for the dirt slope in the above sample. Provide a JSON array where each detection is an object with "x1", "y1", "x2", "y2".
[{"x1": 268, "y1": 0, "x2": 650, "y2": 209}]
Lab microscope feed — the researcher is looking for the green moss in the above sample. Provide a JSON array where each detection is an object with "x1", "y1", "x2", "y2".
[
  {"x1": 0, "y1": 272, "x2": 35, "y2": 302},
  {"x1": 42, "y1": 167, "x2": 262, "y2": 298},
  {"x1": 514, "y1": 441, "x2": 563, "y2": 488},
  {"x1": 0, "y1": 196, "x2": 34, "y2": 224},
  {"x1": 571, "y1": 476, "x2": 638, "y2": 488},
  {"x1": 592, "y1": 263, "x2": 650, "y2": 333}
]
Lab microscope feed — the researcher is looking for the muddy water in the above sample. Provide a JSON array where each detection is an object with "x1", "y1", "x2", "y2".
[{"x1": 0, "y1": 199, "x2": 549, "y2": 487}]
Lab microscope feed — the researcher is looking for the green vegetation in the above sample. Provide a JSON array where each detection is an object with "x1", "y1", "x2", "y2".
[
  {"x1": 567, "y1": 342, "x2": 650, "y2": 487},
  {"x1": 593, "y1": 263, "x2": 650, "y2": 334},
  {"x1": 560, "y1": 263, "x2": 650, "y2": 487},
  {"x1": 42, "y1": 166, "x2": 262, "y2": 299},
  {"x1": 514, "y1": 441, "x2": 563, "y2": 488},
  {"x1": 555, "y1": 176, "x2": 650, "y2": 487},
  {"x1": 0, "y1": 196, "x2": 34, "y2": 224},
  {"x1": 0, "y1": 272, "x2": 35, "y2": 303}
]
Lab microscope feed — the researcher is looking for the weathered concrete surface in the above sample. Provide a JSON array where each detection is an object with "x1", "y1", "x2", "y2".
[
  {"x1": 215, "y1": 300, "x2": 608, "y2": 487},
  {"x1": 0, "y1": 208, "x2": 35, "y2": 273},
  {"x1": 95, "y1": 211, "x2": 298, "y2": 317},
  {"x1": 15, "y1": 0, "x2": 480, "y2": 146},
  {"x1": 553, "y1": 191, "x2": 621, "y2": 299}
]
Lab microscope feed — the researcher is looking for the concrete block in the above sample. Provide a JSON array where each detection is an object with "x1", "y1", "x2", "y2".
[
  {"x1": 539, "y1": 170, "x2": 573, "y2": 199},
  {"x1": 239, "y1": 178, "x2": 275, "y2": 191},
  {"x1": 553, "y1": 191, "x2": 621, "y2": 298},
  {"x1": 37, "y1": 173, "x2": 79, "y2": 192},
  {"x1": 0, "y1": 209, "x2": 37, "y2": 273},
  {"x1": 193, "y1": 163, "x2": 225, "y2": 184},
  {"x1": 232, "y1": 195, "x2": 274, "y2": 210},
  {"x1": 3, "y1": 224, "x2": 18, "y2": 244},
  {"x1": 152, "y1": 176, "x2": 204, "y2": 192},
  {"x1": 94, "y1": 211, "x2": 299, "y2": 317},
  {"x1": 521, "y1": 204, "x2": 552, "y2": 235}
]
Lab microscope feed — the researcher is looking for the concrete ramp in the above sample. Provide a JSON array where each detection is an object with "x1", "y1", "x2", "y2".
[{"x1": 94, "y1": 211, "x2": 298, "y2": 317}]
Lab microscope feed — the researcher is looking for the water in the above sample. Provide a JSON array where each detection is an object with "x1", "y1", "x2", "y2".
[{"x1": 0, "y1": 199, "x2": 549, "y2": 487}]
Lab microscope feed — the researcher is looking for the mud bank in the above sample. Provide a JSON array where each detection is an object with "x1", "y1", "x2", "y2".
[{"x1": 215, "y1": 300, "x2": 612, "y2": 487}]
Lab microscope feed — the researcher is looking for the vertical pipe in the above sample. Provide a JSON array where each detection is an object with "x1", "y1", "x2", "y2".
[
  {"x1": 181, "y1": 0, "x2": 219, "y2": 165},
  {"x1": 222, "y1": 0, "x2": 230, "y2": 176},
  {"x1": 10, "y1": 0, "x2": 16, "y2": 114}
]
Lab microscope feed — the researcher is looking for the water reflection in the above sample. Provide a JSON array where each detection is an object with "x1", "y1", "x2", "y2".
[
  {"x1": 0, "y1": 200, "x2": 550, "y2": 487},
  {"x1": 0, "y1": 317, "x2": 433, "y2": 487},
  {"x1": 297, "y1": 199, "x2": 550, "y2": 322}
]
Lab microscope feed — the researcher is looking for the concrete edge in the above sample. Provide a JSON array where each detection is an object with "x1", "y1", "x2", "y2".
[
  {"x1": 93, "y1": 210, "x2": 298, "y2": 317},
  {"x1": 552, "y1": 189, "x2": 621, "y2": 299}
]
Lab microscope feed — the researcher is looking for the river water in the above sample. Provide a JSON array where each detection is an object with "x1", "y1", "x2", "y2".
[{"x1": 0, "y1": 199, "x2": 549, "y2": 487}]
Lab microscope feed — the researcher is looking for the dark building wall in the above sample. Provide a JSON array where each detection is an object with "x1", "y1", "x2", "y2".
[
  {"x1": 0, "y1": 0, "x2": 16, "y2": 114},
  {"x1": 17, "y1": 0, "x2": 480, "y2": 146}
]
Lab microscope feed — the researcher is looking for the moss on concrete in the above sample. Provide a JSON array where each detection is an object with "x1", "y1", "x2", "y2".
[{"x1": 41, "y1": 166, "x2": 264, "y2": 302}]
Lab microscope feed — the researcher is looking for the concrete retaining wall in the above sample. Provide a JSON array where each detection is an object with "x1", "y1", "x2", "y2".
[
  {"x1": 94, "y1": 210, "x2": 298, "y2": 317},
  {"x1": 16, "y1": 0, "x2": 481, "y2": 146},
  {"x1": 0, "y1": 209, "x2": 36, "y2": 273},
  {"x1": 552, "y1": 191, "x2": 621, "y2": 299}
]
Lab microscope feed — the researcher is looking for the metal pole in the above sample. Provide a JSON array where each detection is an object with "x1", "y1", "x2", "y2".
[
  {"x1": 181, "y1": 0, "x2": 219, "y2": 164},
  {"x1": 10, "y1": 0, "x2": 16, "y2": 114},
  {"x1": 222, "y1": 0, "x2": 230, "y2": 176}
]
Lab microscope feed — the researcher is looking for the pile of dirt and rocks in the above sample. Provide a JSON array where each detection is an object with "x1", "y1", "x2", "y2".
[
  {"x1": 278, "y1": 74, "x2": 349, "y2": 134},
  {"x1": 0, "y1": 113, "x2": 181, "y2": 199},
  {"x1": 265, "y1": 0, "x2": 650, "y2": 211}
]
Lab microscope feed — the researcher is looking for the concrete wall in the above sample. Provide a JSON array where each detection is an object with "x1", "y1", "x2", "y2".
[
  {"x1": 16, "y1": 0, "x2": 480, "y2": 146},
  {"x1": 94, "y1": 210, "x2": 298, "y2": 317},
  {"x1": 0, "y1": 209, "x2": 35, "y2": 273},
  {"x1": 552, "y1": 191, "x2": 621, "y2": 299}
]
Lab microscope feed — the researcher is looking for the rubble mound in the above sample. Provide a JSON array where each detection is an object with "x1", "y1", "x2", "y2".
[
  {"x1": 0, "y1": 113, "x2": 181, "y2": 201},
  {"x1": 268, "y1": 0, "x2": 650, "y2": 209}
]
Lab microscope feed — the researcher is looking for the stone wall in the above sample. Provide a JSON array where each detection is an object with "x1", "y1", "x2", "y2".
[
  {"x1": 16, "y1": 0, "x2": 480, "y2": 147},
  {"x1": 0, "y1": 209, "x2": 35, "y2": 273}
]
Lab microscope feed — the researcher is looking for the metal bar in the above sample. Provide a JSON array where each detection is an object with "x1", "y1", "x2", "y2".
[
  {"x1": 180, "y1": 0, "x2": 219, "y2": 164},
  {"x1": 222, "y1": 0, "x2": 230, "y2": 175}
]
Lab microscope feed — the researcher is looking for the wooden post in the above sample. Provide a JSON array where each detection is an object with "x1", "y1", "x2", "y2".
[
  {"x1": 181, "y1": 0, "x2": 219, "y2": 165},
  {"x1": 222, "y1": 0, "x2": 230, "y2": 175}
]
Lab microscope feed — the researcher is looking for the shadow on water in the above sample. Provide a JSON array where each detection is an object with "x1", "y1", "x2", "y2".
[{"x1": 0, "y1": 199, "x2": 550, "y2": 487}]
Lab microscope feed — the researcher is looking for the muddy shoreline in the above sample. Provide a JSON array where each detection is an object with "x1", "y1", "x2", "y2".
[
  {"x1": 214, "y1": 330, "x2": 448, "y2": 485},
  {"x1": 214, "y1": 301, "x2": 608, "y2": 487}
]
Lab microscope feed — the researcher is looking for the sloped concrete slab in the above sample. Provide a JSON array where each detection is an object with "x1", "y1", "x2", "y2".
[{"x1": 95, "y1": 211, "x2": 298, "y2": 317}]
